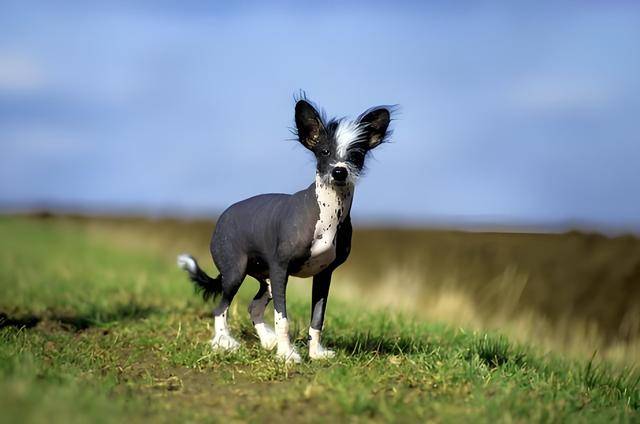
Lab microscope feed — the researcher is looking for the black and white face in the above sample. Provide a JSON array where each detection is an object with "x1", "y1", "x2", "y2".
[{"x1": 295, "y1": 100, "x2": 391, "y2": 187}]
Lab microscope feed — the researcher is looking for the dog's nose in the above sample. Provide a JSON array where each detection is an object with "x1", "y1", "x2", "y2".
[{"x1": 331, "y1": 167, "x2": 348, "y2": 182}]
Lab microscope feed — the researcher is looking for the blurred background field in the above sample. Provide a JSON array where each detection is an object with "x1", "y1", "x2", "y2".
[
  {"x1": 343, "y1": 226, "x2": 640, "y2": 364},
  {"x1": 9, "y1": 213, "x2": 638, "y2": 366}
]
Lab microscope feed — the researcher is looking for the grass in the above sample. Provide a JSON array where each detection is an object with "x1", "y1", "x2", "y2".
[
  {"x1": 1, "y1": 215, "x2": 639, "y2": 422},
  {"x1": 29, "y1": 214, "x2": 640, "y2": 363}
]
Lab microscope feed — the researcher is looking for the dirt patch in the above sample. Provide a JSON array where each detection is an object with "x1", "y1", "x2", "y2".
[
  {"x1": 108, "y1": 350, "x2": 313, "y2": 422},
  {"x1": 134, "y1": 365, "x2": 326, "y2": 422}
]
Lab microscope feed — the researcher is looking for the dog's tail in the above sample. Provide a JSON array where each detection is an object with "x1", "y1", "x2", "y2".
[{"x1": 177, "y1": 254, "x2": 223, "y2": 301}]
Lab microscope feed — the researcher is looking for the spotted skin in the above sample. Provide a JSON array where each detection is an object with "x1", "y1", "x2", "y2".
[{"x1": 293, "y1": 175, "x2": 353, "y2": 278}]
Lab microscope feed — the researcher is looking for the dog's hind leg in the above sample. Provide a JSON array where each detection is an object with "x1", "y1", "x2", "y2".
[
  {"x1": 248, "y1": 279, "x2": 277, "y2": 350},
  {"x1": 210, "y1": 256, "x2": 247, "y2": 352}
]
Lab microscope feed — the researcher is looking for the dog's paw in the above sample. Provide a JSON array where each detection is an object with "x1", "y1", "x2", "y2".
[
  {"x1": 276, "y1": 346, "x2": 302, "y2": 364},
  {"x1": 309, "y1": 344, "x2": 336, "y2": 360},
  {"x1": 255, "y1": 324, "x2": 277, "y2": 350},
  {"x1": 210, "y1": 333, "x2": 240, "y2": 351}
]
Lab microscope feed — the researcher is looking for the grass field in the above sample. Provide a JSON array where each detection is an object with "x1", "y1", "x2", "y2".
[{"x1": 1, "y1": 215, "x2": 639, "y2": 422}]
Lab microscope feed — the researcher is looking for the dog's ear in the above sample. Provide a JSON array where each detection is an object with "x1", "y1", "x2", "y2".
[
  {"x1": 295, "y1": 100, "x2": 325, "y2": 150},
  {"x1": 359, "y1": 107, "x2": 391, "y2": 149}
]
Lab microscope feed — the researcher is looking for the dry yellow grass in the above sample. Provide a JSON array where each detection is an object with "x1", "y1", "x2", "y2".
[{"x1": 331, "y1": 265, "x2": 640, "y2": 365}]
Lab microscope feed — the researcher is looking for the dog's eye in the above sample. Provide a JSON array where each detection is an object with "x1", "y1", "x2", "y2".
[
  {"x1": 320, "y1": 148, "x2": 330, "y2": 156},
  {"x1": 349, "y1": 150, "x2": 364, "y2": 161}
]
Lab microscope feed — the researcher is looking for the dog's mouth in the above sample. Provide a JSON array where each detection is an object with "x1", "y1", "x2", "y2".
[{"x1": 332, "y1": 180, "x2": 348, "y2": 187}]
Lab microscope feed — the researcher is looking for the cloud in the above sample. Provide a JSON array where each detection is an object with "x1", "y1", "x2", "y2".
[
  {"x1": 508, "y1": 74, "x2": 615, "y2": 113},
  {"x1": 0, "y1": 51, "x2": 45, "y2": 92}
]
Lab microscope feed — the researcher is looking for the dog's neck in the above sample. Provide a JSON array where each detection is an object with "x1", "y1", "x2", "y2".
[{"x1": 313, "y1": 173, "x2": 353, "y2": 225}]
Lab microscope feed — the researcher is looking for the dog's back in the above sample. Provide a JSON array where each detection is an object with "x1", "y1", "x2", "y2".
[{"x1": 210, "y1": 184, "x2": 319, "y2": 279}]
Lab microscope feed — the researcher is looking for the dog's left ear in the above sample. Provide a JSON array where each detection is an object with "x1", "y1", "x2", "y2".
[{"x1": 359, "y1": 107, "x2": 391, "y2": 149}]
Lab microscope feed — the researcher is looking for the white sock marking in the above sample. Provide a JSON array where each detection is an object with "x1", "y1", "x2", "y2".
[
  {"x1": 308, "y1": 327, "x2": 335, "y2": 360},
  {"x1": 274, "y1": 310, "x2": 301, "y2": 363},
  {"x1": 211, "y1": 307, "x2": 240, "y2": 351},
  {"x1": 249, "y1": 284, "x2": 276, "y2": 350},
  {"x1": 254, "y1": 323, "x2": 277, "y2": 350}
]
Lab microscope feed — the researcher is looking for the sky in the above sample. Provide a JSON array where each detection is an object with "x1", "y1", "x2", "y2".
[{"x1": 1, "y1": 1, "x2": 639, "y2": 231}]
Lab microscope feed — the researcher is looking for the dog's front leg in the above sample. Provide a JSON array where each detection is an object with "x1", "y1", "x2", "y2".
[
  {"x1": 270, "y1": 264, "x2": 301, "y2": 364},
  {"x1": 309, "y1": 269, "x2": 335, "y2": 359}
]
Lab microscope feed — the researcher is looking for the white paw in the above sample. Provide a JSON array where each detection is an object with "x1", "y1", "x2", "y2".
[
  {"x1": 210, "y1": 333, "x2": 240, "y2": 351},
  {"x1": 257, "y1": 326, "x2": 277, "y2": 350},
  {"x1": 309, "y1": 345, "x2": 336, "y2": 360},
  {"x1": 276, "y1": 347, "x2": 302, "y2": 364}
]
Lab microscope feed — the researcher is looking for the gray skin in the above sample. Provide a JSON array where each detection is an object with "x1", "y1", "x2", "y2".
[
  {"x1": 210, "y1": 182, "x2": 352, "y2": 331},
  {"x1": 185, "y1": 99, "x2": 391, "y2": 354}
]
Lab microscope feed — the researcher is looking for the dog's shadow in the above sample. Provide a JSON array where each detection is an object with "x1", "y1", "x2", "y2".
[
  {"x1": 237, "y1": 323, "x2": 431, "y2": 356},
  {"x1": 0, "y1": 304, "x2": 158, "y2": 332},
  {"x1": 325, "y1": 331, "x2": 432, "y2": 356}
]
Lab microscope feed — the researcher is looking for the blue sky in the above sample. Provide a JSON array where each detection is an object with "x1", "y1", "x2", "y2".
[{"x1": 1, "y1": 1, "x2": 639, "y2": 231}]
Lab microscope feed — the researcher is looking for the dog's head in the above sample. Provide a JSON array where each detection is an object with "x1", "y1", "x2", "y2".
[{"x1": 294, "y1": 99, "x2": 392, "y2": 187}]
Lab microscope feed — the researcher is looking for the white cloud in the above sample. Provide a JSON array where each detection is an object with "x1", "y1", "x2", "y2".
[
  {"x1": 0, "y1": 126, "x2": 89, "y2": 157},
  {"x1": 509, "y1": 74, "x2": 615, "y2": 113},
  {"x1": 0, "y1": 51, "x2": 45, "y2": 92}
]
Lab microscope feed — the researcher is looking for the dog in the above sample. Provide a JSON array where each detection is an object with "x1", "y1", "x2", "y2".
[{"x1": 177, "y1": 97, "x2": 393, "y2": 363}]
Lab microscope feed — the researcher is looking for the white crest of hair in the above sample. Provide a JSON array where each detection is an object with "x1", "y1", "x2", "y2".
[
  {"x1": 335, "y1": 119, "x2": 364, "y2": 159},
  {"x1": 176, "y1": 254, "x2": 197, "y2": 274}
]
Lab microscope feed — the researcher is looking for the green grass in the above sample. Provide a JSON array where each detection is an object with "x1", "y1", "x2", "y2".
[{"x1": 0, "y1": 216, "x2": 638, "y2": 423}]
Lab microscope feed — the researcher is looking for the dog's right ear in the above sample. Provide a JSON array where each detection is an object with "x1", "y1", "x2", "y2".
[{"x1": 295, "y1": 100, "x2": 324, "y2": 150}]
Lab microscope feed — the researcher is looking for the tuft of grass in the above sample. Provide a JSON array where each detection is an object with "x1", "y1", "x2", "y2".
[
  {"x1": 580, "y1": 352, "x2": 640, "y2": 409},
  {"x1": 468, "y1": 334, "x2": 527, "y2": 368}
]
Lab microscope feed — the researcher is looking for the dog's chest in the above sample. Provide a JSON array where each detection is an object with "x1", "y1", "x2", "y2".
[{"x1": 293, "y1": 180, "x2": 352, "y2": 278}]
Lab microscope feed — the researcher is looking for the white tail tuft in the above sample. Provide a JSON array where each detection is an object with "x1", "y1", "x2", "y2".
[{"x1": 177, "y1": 254, "x2": 197, "y2": 273}]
